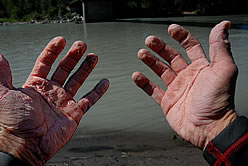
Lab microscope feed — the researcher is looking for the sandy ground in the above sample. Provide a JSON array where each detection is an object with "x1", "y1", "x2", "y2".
[{"x1": 45, "y1": 129, "x2": 208, "y2": 166}]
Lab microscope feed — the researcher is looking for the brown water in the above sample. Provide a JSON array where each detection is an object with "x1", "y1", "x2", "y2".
[{"x1": 0, "y1": 15, "x2": 248, "y2": 164}]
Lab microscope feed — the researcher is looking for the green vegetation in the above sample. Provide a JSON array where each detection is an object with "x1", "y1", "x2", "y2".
[
  {"x1": 0, "y1": 0, "x2": 70, "y2": 22},
  {"x1": 0, "y1": 0, "x2": 247, "y2": 23},
  {"x1": 114, "y1": 0, "x2": 247, "y2": 18}
]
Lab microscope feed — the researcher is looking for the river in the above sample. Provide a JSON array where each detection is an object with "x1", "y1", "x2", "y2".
[{"x1": 0, "y1": 15, "x2": 248, "y2": 165}]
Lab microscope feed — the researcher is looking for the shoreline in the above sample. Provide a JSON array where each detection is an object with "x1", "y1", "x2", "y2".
[
  {"x1": 0, "y1": 19, "x2": 84, "y2": 26},
  {"x1": 117, "y1": 14, "x2": 248, "y2": 30},
  {"x1": 45, "y1": 129, "x2": 208, "y2": 166},
  {"x1": 0, "y1": 15, "x2": 85, "y2": 26},
  {"x1": 1, "y1": 14, "x2": 248, "y2": 27}
]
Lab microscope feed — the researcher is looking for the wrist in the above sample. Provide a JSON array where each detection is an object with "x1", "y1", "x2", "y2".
[
  {"x1": 203, "y1": 116, "x2": 248, "y2": 165},
  {"x1": 204, "y1": 109, "x2": 238, "y2": 150},
  {"x1": 0, "y1": 128, "x2": 45, "y2": 166}
]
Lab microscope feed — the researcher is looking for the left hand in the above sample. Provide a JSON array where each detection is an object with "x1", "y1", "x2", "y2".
[{"x1": 0, "y1": 37, "x2": 109, "y2": 166}]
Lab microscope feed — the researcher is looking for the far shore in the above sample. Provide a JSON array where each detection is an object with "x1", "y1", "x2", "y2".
[
  {"x1": 1, "y1": 15, "x2": 248, "y2": 30},
  {"x1": 0, "y1": 15, "x2": 85, "y2": 26}
]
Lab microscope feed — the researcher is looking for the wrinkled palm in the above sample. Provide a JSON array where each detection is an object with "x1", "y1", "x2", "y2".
[
  {"x1": 133, "y1": 21, "x2": 238, "y2": 149},
  {"x1": 0, "y1": 37, "x2": 109, "y2": 165}
]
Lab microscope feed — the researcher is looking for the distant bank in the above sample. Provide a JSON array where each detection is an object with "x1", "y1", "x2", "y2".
[{"x1": 1, "y1": 15, "x2": 248, "y2": 30}]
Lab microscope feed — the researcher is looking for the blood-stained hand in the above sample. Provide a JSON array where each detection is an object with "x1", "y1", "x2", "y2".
[
  {"x1": 132, "y1": 21, "x2": 238, "y2": 150},
  {"x1": 0, "y1": 37, "x2": 109, "y2": 166}
]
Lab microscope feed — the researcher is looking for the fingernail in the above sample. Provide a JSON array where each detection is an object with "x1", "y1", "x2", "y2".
[
  {"x1": 135, "y1": 75, "x2": 143, "y2": 82},
  {"x1": 87, "y1": 56, "x2": 97, "y2": 65},
  {"x1": 89, "y1": 56, "x2": 97, "y2": 63},
  {"x1": 99, "y1": 79, "x2": 110, "y2": 88},
  {"x1": 138, "y1": 49, "x2": 149, "y2": 59},
  {"x1": 138, "y1": 53, "x2": 146, "y2": 59},
  {"x1": 149, "y1": 37, "x2": 164, "y2": 52},
  {"x1": 82, "y1": 56, "x2": 98, "y2": 72}
]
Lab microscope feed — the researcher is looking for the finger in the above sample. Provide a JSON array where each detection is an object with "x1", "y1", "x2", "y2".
[
  {"x1": 132, "y1": 72, "x2": 165, "y2": 105},
  {"x1": 0, "y1": 55, "x2": 13, "y2": 89},
  {"x1": 25, "y1": 37, "x2": 66, "y2": 82},
  {"x1": 145, "y1": 36, "x2": 188, "y2": 73},
  {"x1": 78, "y1": 79, "x2": 109, "y2": 114},
  {"x1": 63, "y1": 100, "x2": 84, "y2": 125},
  {"x1": 65, "y1": 53, "x2": 98, "y2": 96},
  {"x1": 168, "y1": 24, "x2": 209, "y2": 64},
  {"x1": 137, "y1": 49, "x2": 176, "y2": 86},
  {"x1": 51, "y1": 41, "x2": 87, "y2": 85},
  {"x1": 209, "y1": 21, "x2": 235, "y2": 68}
]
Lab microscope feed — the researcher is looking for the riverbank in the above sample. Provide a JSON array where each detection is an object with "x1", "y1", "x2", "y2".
[
  {"x1": 118, "y1": 14, "x2": 248, "y2": 29},
  {"x1": 2, "y1": 14, "x2": 248, "y2": 30},
  {"x1": 0, "y1": 15, "x2": 84, "y2": 26},
  {"x1": 45, "y1": 129, "x2": 208, "y2": 166}
]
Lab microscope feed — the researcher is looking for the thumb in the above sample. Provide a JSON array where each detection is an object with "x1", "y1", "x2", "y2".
[
  {"x1": 209, "y1": 21, "x2": 236, "y2": 69},
  {"x1": 0, "y1": 54, "x2": 13, "y2": 89}
]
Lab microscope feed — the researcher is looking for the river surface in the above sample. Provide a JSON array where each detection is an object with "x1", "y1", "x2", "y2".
[{"x1": 0, "y1": 15, "x2": 248, "y2": 138}]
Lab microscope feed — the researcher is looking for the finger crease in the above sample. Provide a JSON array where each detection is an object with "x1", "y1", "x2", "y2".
[
  {"x1": 46, "y1": 47, "x2": 61, "y2": 55},
  {"x1": 70, "y1": 77, "x2": 82, "y2": 87},
  {"x1": 157, "y1": 42, "x2": 166, "y2": 55},
  {"x1": 160, "y1": 67, "x2": 169, "y2": 77},
  {"x1": 67, "y1": 53, "x2": 82, "y2": 62},
  {"x1": 167, "y1": 53, "x2": 179, "y2": 64},
  {"x1": 149, "y1": 58, "x2": 158, "y2": 68},
  {"x1": 143, "y1": 82, "x2": 153, "y2": 96},
  {"x1": 59, "y1": 65, "x2": 74, "y2": 73},
  {"x1": 81, "y1": 67, "x2": 91, "y2": 75},
  {"x1": 178, "y1": 31, "x2": 189, "y2": 44},
  {"x1": 185, "y1": 42, "x2": 200, "y2": 52},
  {"x1": 40, "y1": 52, "x2": 57, "y2": 65},
  {"x1": 39, "y1": 60, "x2": 53, "y2": 67}
]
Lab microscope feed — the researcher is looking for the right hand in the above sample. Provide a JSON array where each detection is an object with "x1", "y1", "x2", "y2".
[{"x1": 132, "y1": 21, "x2": 238, "y2": 149}]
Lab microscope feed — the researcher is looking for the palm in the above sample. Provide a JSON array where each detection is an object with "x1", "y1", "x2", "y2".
[
  {"x1": 133, "y1": 21, "x2": 238, "y2": 149},
  {"x1": 1, "y1": 82, "x2": 78, "y2": 156},
  {"x1": 165, "y1": 58, "x2": 236, "y2": 147},
  {"x1": 0, "y1": 37, "x2": 109, "y2": 165}
]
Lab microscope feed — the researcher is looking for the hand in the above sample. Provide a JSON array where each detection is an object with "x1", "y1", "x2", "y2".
[
  {"x1": 0, "y1": 37, "x2": 109, "y2": 166},
  {"x1": 132, "y1": 21, "x2": 238, "y2": 150}
]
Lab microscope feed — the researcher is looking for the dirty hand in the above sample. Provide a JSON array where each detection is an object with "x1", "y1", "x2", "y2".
[
  {"x1": 133, "y1": 21, "x2": 238, "y2": 149},
  {"x1": 0, "y1": 37, "x2": 109, "y2": 165}
]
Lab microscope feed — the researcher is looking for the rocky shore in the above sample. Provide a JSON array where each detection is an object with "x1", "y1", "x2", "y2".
[{"x1": 0, "y1": 15, "x2": 84, "y2": 26}]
